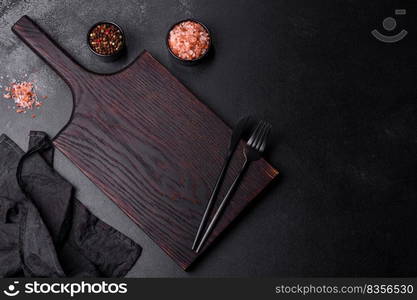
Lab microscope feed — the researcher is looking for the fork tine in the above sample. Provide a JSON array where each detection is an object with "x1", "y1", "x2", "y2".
[
  {"x1": 252, "y1": 121, "x2": 266, "y2": 150},
  {"x1": 259, "y1": 124, "x2": 271, "y2": 153},
  {"x1": 251, "y1": 121, "x2": 266, "y2": 148},
  {"x1": 247, "y1": 121, "x2": 263, "y2": 147},
  {"x1": 254, "y1": 122, "x2": 269, "y2": 150}
]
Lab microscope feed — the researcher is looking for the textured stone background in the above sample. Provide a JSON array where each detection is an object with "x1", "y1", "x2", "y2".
[{"x1": 0, "y1": 0, "x2": 416, "y2": 277}]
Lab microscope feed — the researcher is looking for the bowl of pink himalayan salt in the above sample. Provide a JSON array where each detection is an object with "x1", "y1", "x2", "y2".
[{"x1": 167, "y1": 19, "x2": 212, "y2": 65}]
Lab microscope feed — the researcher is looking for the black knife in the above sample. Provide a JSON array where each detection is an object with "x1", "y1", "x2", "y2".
[{"x1": 191, "y1": 116, "x2": 252, "y2": 251}]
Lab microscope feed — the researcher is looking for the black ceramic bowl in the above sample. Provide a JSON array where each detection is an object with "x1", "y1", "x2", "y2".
[
  {"x1": 87, "y1": 21, "x2": 126, "y2": 62},
  {"x1": 166, "y1": 19, "x2": 212, "y2": 65}
]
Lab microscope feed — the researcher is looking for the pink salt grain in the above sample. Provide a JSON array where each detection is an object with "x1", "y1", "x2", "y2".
[
  {"x1": 168, "y1": 20, "x2": 210, "y2": 60},
  {"x1": 2, "y1": 81, "x2": 44, "y2": 116}
]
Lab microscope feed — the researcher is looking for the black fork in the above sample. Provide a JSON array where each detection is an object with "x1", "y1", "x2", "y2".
[{"x1": 195, "y1": 120, "x2": 272, "y2": 253}]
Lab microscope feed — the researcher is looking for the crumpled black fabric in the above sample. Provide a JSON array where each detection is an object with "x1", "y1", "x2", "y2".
[{"x1": 0, "y1": 132, "x2": 141, "y2": 277}]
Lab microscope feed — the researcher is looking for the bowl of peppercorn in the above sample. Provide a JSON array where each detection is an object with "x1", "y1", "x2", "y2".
[{"x1": 87, "y1": 22, "x2": 125, "y2": 61}]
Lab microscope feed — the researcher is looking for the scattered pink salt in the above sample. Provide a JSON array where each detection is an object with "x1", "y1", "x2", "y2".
[{"x1": 2, "y1": 81, "x2": 46, "y2": 115}]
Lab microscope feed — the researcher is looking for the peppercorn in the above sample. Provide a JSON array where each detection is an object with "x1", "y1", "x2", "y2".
[{"x1": 88, "y1": 23, "x2": 124, "y2": 56}]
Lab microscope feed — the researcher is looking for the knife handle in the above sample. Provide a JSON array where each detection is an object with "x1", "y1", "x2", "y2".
[
  {"x1": 195, "y1": 158, "x2": 249, "y2": 253},
  {"x1": 192, "y1": 152, "x2": 231, "y2": 250}
]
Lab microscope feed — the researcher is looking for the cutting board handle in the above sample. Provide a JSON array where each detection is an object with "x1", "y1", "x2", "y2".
[{"x1": 12, "y1": 16, "x2": 90, "y2": 89}]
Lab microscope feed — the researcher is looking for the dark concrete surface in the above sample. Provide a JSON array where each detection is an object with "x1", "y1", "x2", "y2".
[{"x1": 1, "y1": 0, "x2": 416, "y2": 277}]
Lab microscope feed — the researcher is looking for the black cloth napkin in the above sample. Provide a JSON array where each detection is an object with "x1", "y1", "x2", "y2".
[{"x1": 0, "y1": 132, "x2": 141, "y2": 277}]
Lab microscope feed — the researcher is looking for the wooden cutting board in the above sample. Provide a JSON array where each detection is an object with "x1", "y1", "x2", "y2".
[{"x1": 13, "y1": 16, "x2": 278, "y2": 270}]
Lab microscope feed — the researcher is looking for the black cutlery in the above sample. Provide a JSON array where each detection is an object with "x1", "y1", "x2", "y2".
[
  {"x1": 191, "y1": 116, "x2": 252, "y2": 251},
  {"x1": 195, "y1": 120, "x2": 272, "y2": 253}
]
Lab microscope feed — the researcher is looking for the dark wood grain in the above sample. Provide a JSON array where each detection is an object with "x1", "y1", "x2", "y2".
[{"x1": 12, "y1": 15, "x2": 278, "y2": 270}]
